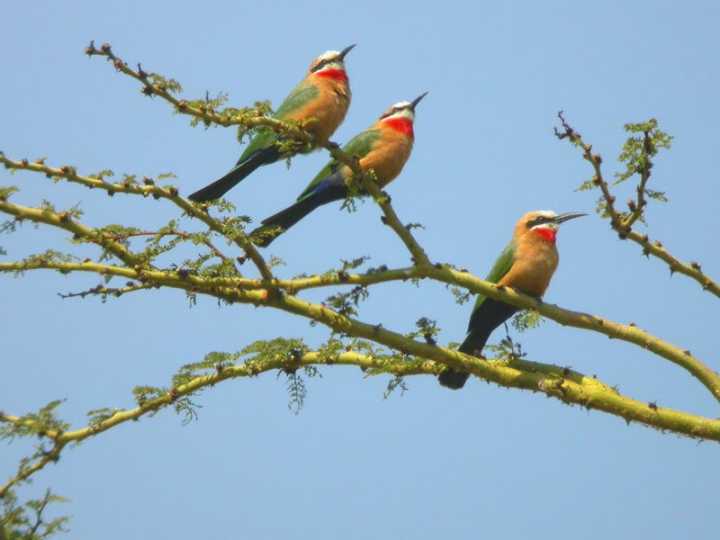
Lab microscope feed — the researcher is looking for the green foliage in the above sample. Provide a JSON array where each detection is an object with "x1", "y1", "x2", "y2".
[
  {"x1": 340, "y1": 256, "x2": 370, "y2": 272},
  {"x1": 233, "y1": 101, "x2": 273, "y2": 139},
  {"x1": 238, "y1": 338, "x2": 317, "y2": 413},
  {"x1": 615, "y1": 119, "x2": 673, "y2": 185},
  {"x1": 86, "y1": 407, "x2": 124, "y2": 427},
  {"x1": 0, "y1": 401, "x2": 68, "y2": 442},
  {"x1": 595, "y1": 197, "x2": 611, "y2": 219},
  {"x1": 220, "y1": 215, "x2": 252, "y2": 240},
  {"x1": 383, "y1": 375, "x2": 408, "y2": 399},
  {"x1": 156, "y1": 171, "x2": 176, "y2": 182},
  {"x1": 485, "y1": 334, "x2": 527, "y2": 361},
  {"x1": 283, "y1": 370, "x2": 308, "y2": 415},
  {"x1": 147, "y1": 73, "x2": 182, "y2": 95},
  {"x1": 324, "y1": 285, "x2": 369, "y2": 317},
  {"x1": 90, "y1": 169, "x2": 114, "y2": 180},
  {"x1": 274, "y1": 133, "x2": 313, "y2": 158},
  {"x1": 8, "y1": 251, "x2": 77, "y2": 277},
  {"x1": 1, "y1": 488, "x2": 69, "y2": 540},
  {"x1": 131, "y1": 386, "x2": 166, "y2": 407},
  {"x1": 268, "y1": 255, "x2": 285, "y2": 269},
  {"x1": 574, "y1": 179, "x2": 595, "y2": 192},
  {"x1": 172, "y1": 351, "x2": 242, "y2": 387},
  {"x1": 240, "y1": 337, "x2": 308, "y2": 362},
  {"x1": 407, "y1": 317, "x2": 441, "y2": 345},
  {"x1": 645, "y1": 189, "x2": 668, "y2": 202},
  {"x1": 511, "y1": 310, "x2": 543, "y2": 332},
  {"x1": 319, "y1": 256, "x2": 372, "y2": 283},
  {"x1": 448, "y1": 284, "x2": 472, "y2": 305},
  {"x1": 174, "y1": 397, "x2": 201, "y2": 425},
  {"x1": 1, "y1": 219, "x2": 19, "y2": 235}
]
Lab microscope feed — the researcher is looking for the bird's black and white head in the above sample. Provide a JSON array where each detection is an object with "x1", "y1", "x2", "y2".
[
  {"x1": 378, "y1": 92, "x2": 428, "y2": 123},
  {"x1": 308, "y1": 45, "x2": 355, "y2": 76}
]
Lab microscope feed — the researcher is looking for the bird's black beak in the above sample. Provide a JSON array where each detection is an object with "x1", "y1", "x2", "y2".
[
  {"x1": 339, "y1": 44, "x2": 356, "y2": 60},
  {"x1": 410, "y1": 91, "x2": 429, "y2": 111},
  {"x1": 554, "y1": 211, "x2": 587, "y2": 224}
]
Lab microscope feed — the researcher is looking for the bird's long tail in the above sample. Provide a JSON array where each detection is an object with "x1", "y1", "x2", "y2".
[
  {"x1": 437, "y1": 332, "x2": 489, "y2": 390},
  {"x1": 189, "y1": 146, "x2": 280, "y2": 202},
  {"x1": 438, "y1": 299, "x2": 519, "y2": 390},
  {"x1": 250, "y1": 182, "x2": 347, "y2": 247}
]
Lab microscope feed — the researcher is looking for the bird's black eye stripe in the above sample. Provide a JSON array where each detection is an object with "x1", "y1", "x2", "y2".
[
  {"x1": 311, "y1": 57, "x2": 337, "y2": 72},
  {"x1": 526, "y1": 216, "x2": 552, "y2": 228},
  {"x1": 379, "y1": 106, "x2": 406, "y2": 119}
]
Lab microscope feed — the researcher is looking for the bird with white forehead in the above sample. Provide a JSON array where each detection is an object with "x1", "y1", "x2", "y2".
[
  {"x1": 439, "y1": 209, "x2": 586, "y2": 390},
  {"x1": 190, "y1": 45, "x2": 356, "y2": 202},
  {"x1": 249, "y1": 92, "x2": 428, "y2": 246}
]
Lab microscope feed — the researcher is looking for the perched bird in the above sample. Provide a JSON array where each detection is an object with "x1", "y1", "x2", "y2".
[
  {"x1": 439, "y1": 210, "x2": 586, "y2": 390},
  {"x1": 249, "y1": 92, "x2": 428, "y2": 247},
  {"x1": 189, "y1": 45, "x2": 356, "y2": 202}
]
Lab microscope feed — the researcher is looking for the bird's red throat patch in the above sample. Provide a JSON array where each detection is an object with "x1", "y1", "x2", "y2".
[
  {"x1": 382, "y1": 117, "x2": 414, "y2": 137},
  {"x1": 533, "y1": 227, "x2": 557, "y2": 243},
  {"x1": 315, "y1": 68, "x2": 348, "y2": 82}
]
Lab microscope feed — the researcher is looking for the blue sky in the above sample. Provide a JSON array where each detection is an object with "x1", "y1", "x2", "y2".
[{"x1": 2, "y1": 1, "x2": 719, "y2": 538}]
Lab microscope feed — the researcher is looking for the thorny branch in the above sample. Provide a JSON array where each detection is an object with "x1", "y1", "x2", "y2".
[
  {"x1": 554, "y1": 111, "x2": 720, "y2": 298},
  {"x1": 3, "y1": 341, "x2": 720, "y2": 498},
  {"x1": 0, "y1": 153, "x2": 272, "y2": 280}
]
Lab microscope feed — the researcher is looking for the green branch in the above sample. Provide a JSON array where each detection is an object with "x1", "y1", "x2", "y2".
[
  {"x1": 2, "y1": 234, "x2": 719, "y2": 405},
  {"x1": 0, "y1": 153, "x2": 272, "y2": 280},
  {"x1": 3, "y1": 343, "x2": 719, "y2": 495}
]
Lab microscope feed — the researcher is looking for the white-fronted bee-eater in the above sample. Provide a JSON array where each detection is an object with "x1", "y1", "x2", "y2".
[
  {"x1": 189, "y1": 45, "x2": 356, "y2": 202},
  {"x1": 249, "y1": 92, "x2": 428, "y2": 247},
  {"x1": 439, "y1": 210, "x2": 586, "y2": 390}
]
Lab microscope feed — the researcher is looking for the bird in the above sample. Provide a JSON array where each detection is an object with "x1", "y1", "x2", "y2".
[
  {"x1": 249, "y1": 92, "x2": 428, "y2": 247},
  {"x1": 438, "y1": 210, "x2": 586, "y2": 390},
  {"x1": 189, "y1": 45, "x2": 356, "y2": 202}
]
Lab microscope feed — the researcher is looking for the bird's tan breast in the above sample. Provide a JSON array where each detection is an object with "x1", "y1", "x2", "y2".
[
  {"x1": 499, "y1": 237, "x2": 559, "y2": 297},
  {"x1": 287, "y1": 80, "x2": 351, "y2": 144},
  {"x1": 359, "y1": 128, "x2": 413, "y2": 185}
]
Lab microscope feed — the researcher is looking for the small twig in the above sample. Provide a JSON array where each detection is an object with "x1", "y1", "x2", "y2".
[
  {"x1": 59, "y1": 282, "x2": 152, "y2": 300},
  {"x1": 110, "y1": 230, "x2": 230, "y2": 262},
  {"x1": 0, "y1": 441, "x2": 65, "y2": 498},
  {"x1": 554, "y1": 111, "x2": 625, "y2": 232},
  {"x1": 320, "y1": 142, "x2": 432, "y2": 266},
  {"x1": 623, "y1": 128, "x2": 653, "y2": 229}
]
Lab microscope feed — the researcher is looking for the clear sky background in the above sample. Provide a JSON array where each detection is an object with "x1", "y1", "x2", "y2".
[{"x1": 2, "y1": 1, "x2": 719, "y2": 538}]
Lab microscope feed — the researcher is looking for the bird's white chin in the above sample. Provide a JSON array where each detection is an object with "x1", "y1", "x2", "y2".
[
  {"x1": 386, "y1": 108, "x2": 415, "y2": 121},
  {"x1": 531, "y1": 222, "x2": 558, "y2": 231}
]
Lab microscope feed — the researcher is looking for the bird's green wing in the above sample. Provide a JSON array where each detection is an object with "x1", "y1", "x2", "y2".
[
  {"x1": 237, "y1": 82, "x2": 319, "y2": 163},
  {"x1": 274, "y1": 82, "x2": 319, "y2": 119},
  {"x1": 471, "y1": 240, "x2": 516, "y2": 312},
  {"x1": 296, "y1": 128, "x2": 381, "y2": 202}
]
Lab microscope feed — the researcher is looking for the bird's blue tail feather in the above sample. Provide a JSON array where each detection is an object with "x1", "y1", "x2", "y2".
[{"x1": 189, "y1": 146, "x2": 280, "y2": 202}]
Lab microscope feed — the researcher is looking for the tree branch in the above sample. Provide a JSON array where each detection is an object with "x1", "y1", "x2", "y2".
[
  {"x1": 3, "y1": 341, "x2": 719, "y2": 495},
  {"x1": 554, "y1": 112, "x2": 720, "y2": 299},
  {"x1": 0, "y1": 153, "x2": 273, "y2": 280},
  {"x1": 2, "y1": 236, "x2": 719, "y2": 405},
  {"x1": 0, "y1": 199, "x2": 141, "y2": 267}
]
